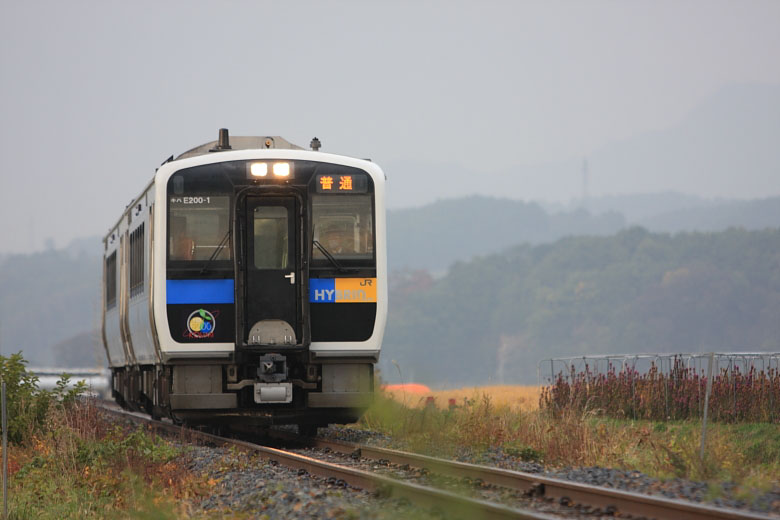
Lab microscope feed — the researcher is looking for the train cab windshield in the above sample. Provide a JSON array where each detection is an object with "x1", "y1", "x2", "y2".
[
  {"x1": 165, "y1": 161, "x2": 376, "y2": 274},
  {"x1": 169, "y1": 196, "x2": 231, "y2": 261},
  {"x1": 311, "y1": 194, "x2": 374, "y2": 263}
]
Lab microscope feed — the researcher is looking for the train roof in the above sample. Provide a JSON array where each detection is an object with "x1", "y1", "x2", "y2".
[{"x1": 176, "y1": 132, "x2": 306, "y2": 161}]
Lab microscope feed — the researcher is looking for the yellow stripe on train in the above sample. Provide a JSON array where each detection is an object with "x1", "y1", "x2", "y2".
[{"x1": 334, "y1": 278, "x2": 377, "y2": 302}]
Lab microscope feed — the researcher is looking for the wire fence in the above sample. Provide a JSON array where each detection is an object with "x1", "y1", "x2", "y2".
[{"x1": 537, "y1": 352, "x2": 780, "y2": 423}]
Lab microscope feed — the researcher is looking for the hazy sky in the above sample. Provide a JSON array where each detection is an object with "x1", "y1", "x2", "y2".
[{"x1": 2, "y1": 1, "x2": 779, "y2": 253}]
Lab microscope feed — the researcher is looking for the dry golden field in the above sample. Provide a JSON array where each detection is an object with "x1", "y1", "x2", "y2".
[{"x1": 384, "y1": 384, "x2": 541, "y2": 411}]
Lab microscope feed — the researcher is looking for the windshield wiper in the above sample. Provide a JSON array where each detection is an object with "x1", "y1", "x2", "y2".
[
  {"x1": 312, "y1": 240, "x2": 357, "y2": 274},
  {"x1": 199, "y1": 229, "x2": 232, "y2": 274}
]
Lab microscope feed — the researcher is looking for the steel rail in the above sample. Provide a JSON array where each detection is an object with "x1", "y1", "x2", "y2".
[
  {"x1": 100, "y1": 406, "x2": 557, "y2": 520},
  {"x1": 264, "y1": 430, "x2": 770, "y2": 520}
]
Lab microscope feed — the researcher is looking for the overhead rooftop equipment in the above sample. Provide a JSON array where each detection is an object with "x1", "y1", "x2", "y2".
[
  {"x1": 209, "y1": 128, "x2": 232, "y2": 152},
  {"x1": 176, "y1": 128, "x2": 305, "y2": 161}
]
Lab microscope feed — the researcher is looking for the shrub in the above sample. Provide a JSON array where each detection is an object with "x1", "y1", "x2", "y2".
[{"x1": 0, "y1": 352, "x2": 86, "y2": 444}]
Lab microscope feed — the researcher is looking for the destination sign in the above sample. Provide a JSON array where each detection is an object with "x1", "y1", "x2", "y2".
[{"x1": 315, "y1": 174, "x2": 368, "y2": 194}]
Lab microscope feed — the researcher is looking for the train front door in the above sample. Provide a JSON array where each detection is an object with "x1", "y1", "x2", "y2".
[{"x1": 242, "y1": 196, "x2": 301, "y2": 346}]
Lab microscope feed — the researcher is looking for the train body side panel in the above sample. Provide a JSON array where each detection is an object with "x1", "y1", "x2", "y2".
[
  {"x1": 126, "y1": 191, "x2": 157, "y2": 365},
  {"x1": 103, "y1": 183, "x2": 159, "y2": 368},
  {"x1": 128, "y1": 298, "x2": 156, "y2": 364},
  {"x1": 104, "y1": 307, "x2": 125, "y2": 367},
  {"x1": 103, "y1": 217, "x2": 126, "y2": 367}
]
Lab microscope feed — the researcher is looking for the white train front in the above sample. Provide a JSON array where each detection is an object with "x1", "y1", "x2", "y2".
[{"x1": 102, "y1": 130, "x2": 387, "y2": 431}]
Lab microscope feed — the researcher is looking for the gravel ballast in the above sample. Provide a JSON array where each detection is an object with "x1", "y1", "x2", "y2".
[{"x1": 183, "y1": 444, "x2": 440, "y2": 519}]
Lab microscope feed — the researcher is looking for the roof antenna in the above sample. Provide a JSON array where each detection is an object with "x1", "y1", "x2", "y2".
[{"x1": 210, "y1": 128, "x2": 232, "y2": 152}]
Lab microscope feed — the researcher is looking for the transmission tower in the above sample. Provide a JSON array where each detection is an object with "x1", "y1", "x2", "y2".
[{"x1": 581, "y1": 158, "x2": 589, "y2": 210}]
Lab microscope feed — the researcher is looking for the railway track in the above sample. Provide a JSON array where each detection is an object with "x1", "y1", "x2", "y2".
[
  {"x1": 100, "y1": 404, "x2": 771, "y2": 520},
  {"x1": 269, "y1": 430, "x2": 772, "y2": 520}
]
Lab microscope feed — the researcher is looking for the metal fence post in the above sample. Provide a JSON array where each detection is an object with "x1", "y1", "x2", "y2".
[
  {"x1": 2, "y1": 380, "x2": 7, "y2": 520},
  {"x1": 700, "y1": 353, "x2": 714, "y2": 460},
  {"x1": 664, "y1": 358, "x2": 669, "y2": 420},
  {"x1": 771, "y1": 357, "x2": 776, "y2": 423}
]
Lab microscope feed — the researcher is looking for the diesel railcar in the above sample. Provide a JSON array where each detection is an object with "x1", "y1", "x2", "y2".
[{"x1": 101, "y1": 130, "x2": 387, "y2": 431}]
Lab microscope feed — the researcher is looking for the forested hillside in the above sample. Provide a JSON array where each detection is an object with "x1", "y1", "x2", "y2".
[{"x1": 381, "y1": 228, "x2": 780, "y2": 385}]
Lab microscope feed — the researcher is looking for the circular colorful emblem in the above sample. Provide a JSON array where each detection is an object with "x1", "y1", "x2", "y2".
[{"x1": 187, "y1": 308, "x2": 215, "y2": 338}]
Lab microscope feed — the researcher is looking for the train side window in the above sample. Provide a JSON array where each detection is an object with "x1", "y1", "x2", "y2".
[
  {"x1": 129, "y1": 224, "x2": 145, "y2": 297},
  {"x1": 168, "y1": 196, "x2": 231, "y2": 261},
  {"x1": 312, "y1": 194, "x2": 373, "y2": 261},
  {"x1": 105, "y1": 251, "x2": 117, "y2": 309},
  {"x1": 253, "y1": 206, "x2": 289, "y2": 269}
]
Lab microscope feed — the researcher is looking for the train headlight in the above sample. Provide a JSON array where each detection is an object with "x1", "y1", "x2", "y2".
[
  {"x1": 247, "y1": 161, "x2": 293, "y2": 179},
  {"x1": 273, "y1": 162, "x2": 290, "y2": 177},
  {"x1": 250, "y1": 163, "x2": 268, "y2": 177}
]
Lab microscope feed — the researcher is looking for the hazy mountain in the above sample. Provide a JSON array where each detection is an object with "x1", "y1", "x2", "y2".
[
  {"x1": 53, "y1": 330, "x2": 104, "y2": 367},
  {"x1": 390, "y1": 193, "x2": 780, "y2": 272},
  {"x1": 584, "y1": 83, "x2": 780, "y2": 199},
  {"x1": 559, "y1": 192, "x2": 780, "y2": 233},
  {"x1": 388, "y1": 196, "x2": 625, "y2": 273},
  {"x1": 558, "y1": 192, "x2": 725, "y2": 222},
  {"x1": 64, "y1": 235, "x2": 104, "y2": 259},
  {"x1": 385, "y1": 84, "x2": 780, "y2": 209},
  {"x1": 0, "y1": 238, "x2": 101, "y2": 365},
  {"x1": 637, "y1": 196, "x2": 780, "y2": 233}
]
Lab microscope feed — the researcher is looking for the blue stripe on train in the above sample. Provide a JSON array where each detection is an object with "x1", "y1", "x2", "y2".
[{"x1": 166, "y1": 279, "x2": 235, "y2": 304}]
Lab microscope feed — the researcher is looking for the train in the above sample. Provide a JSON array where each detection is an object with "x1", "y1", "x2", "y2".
[{"x1": 101, "y1": 129, "x2": 387, "y2": 433}]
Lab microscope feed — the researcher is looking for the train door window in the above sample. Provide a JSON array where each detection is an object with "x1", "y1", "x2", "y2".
[
  {"x1": 168, "y1": 196, "x2": 231, "y2": 261},
  {"x1": 253, "y1": 206, "x2": 288, "y2": 269},
  {"x1": 129, "y1": 224, "x2": 145, "y2": 297},
  {"x1": 105, "y1": 251, "x2": 117, "y2": 309},
  {"x1": 312, "y1": 194, "x2": 373, "y2": 261}
]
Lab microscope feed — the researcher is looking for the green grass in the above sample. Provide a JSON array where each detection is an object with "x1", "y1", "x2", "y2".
[
  {"x1": 10, "y1": 462, "x2": 179, "y2": 519},
  {"x1": 0, "y1": 354, "x2": 203, "y2": 519},
  {"x1": 358, "y1": 391, "x2": 780, "y2": 494},
  {"x1": 732, "y1": 423, "x2": 780, "y2": 463},
  {"x1": 7, "y1": 404, "x2": 198, "y2": 519}
]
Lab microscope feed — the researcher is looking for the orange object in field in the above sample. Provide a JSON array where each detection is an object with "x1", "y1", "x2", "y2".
[{"x1": 382, "y1": 383, "x2": 432, "y2": 394}]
